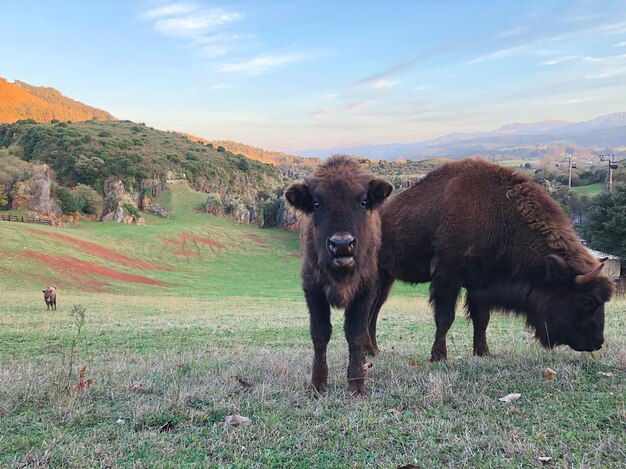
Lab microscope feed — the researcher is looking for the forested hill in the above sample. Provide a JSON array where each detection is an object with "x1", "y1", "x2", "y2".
[
  {"x1": 0, "y1": 78, "x2": 115, "y2": 123},
  {"x1": 0, "y1": 120, "x2": 285, "y2": 224}
]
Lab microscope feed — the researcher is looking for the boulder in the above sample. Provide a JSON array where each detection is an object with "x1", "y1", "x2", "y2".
[
  {"x1": 100, "y1": 178, "x2": 144, "y2": 225},
  {"x1": 10, "y1": 164, "x2": 61, "y2": 216}
]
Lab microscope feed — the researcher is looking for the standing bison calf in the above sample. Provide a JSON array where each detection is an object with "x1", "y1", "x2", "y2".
[
  {"x1": 43, "y1": 285, "x2": 57, "y2": 311},
  {"x1": 368, "y1": 159, "x2": 614, "y2": 361},
  {"x1": 285, "y1": 156, "x2": 393, "y2": 396}
]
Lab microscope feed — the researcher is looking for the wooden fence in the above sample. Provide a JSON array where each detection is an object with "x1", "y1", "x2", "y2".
[{"x1": 0, "y1": 214, "x2": 53, "y2": 226}]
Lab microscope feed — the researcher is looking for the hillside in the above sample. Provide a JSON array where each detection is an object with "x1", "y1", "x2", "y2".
[
  {"x1": 0, "y1": 120, "x2": 285, "y2": 226},
  {"x1": 0, "y1": 77, "x2": 115, "y2": 123}
]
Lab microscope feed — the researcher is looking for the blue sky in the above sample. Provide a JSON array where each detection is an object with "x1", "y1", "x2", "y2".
[{"x1": 2, "y1": 1, "x2": 626, "y2": 151}]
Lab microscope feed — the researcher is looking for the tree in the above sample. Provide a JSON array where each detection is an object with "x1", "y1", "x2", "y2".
[
  {"x1": 0, "y1": 186, "x2": 8, "y2": 207},
  {"x1": 567, "y1": 193, "x2": 591, "y2": 225},
  {"x1": 74, "y1": 155, "x2": 104, "y2": 185},
  {"x1": 74, "y1": 184, "x2": 103, "y2": 215},
  {"x1": 582, "y1": 185, "x2": 626, "y2": 259},
  {"x1": 56, "y1": 187, "x2": 85, "y2": 214}
]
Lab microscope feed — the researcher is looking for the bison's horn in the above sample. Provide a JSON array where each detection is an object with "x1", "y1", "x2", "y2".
[{"x1": 575, "y1": 263, "x2": 604, "y2": 285}]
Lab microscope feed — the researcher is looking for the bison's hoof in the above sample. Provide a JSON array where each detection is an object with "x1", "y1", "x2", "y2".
[
  {"x1": 365, "y1": 346, "x2": 380, "y2": 357},
  {"x1": 348, "y1": 381, "x2": 367, "y2": 397},
  {"x1": 430, "y1": 352, "x2": 448, "y2": 362},
  {"x1": 310, "y1": 380, "x2": 327, "y2": 397},
  {"x1": 473, "y1": 349, "x2": 493, "y2": 358}
]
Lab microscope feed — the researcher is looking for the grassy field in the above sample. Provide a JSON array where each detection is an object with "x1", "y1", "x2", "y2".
[
  {"x1": 571, "y1": 183, "x2": 605, "y2": 197},
  {"x1": 1, "y1": 292, "x2": 624, "y2": 467},
  {"x1": 0, "y1": 184, "x2": 624, "y2": 467}
]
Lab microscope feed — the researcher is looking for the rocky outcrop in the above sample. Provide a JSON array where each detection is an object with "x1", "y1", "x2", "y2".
[
  {"x1": 138, "y1": 179, "x2": 171, "y2": 217},
  {"x1": 10, "y1": 164, "x2": 61, "y2": 216},
  {"x1": 100, "y1": 178, "x2": 144, "y2": 225},
  {"x1": 204, "y1": 191, "x2": 300, "y2": 230},
  {"x1": 261, "y1": 197, "x2": 300, "y2": 230},
  {"x1": 204, "y1": 193, "x2": 259, "y2": 224}
]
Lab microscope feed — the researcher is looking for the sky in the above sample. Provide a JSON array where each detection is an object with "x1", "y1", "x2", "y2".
[{"x1": 2, "y1": 0, "x2": 626, "y2": 151}]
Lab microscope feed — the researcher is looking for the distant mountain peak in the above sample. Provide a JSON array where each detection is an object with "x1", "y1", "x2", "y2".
[
  {"x1": 293, "y1": 111, "x2": 626, "y2": 160},
  {"x1": 0, "y1": 77, "x2": 115, "y2": 123},
  {"x1": 494, "y1": 119, "x2": 571, "y2": 135}
]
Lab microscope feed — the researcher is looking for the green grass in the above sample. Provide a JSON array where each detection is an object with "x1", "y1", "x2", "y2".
[
  {"x1": 571, "y1": 182, "x2": 605, "y2": 197},
  {"x1": 0, "y1": 184, "x2": 425, "y2": 300},
  {"x1": 0, "y1": 185, "x2": 624, "y2": 467},
  {"x1": 0, "y1": 292, "x2": 624, "y2": 467}
]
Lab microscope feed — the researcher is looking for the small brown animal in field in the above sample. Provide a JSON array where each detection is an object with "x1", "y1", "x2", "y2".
[
  {"x1": 43, "y1": 285, "x2": 57, "y2": 311},
  {"x1": 285, "y1": 156, "x2": 393, "y2": 396},
  {"x1": 369, "y1": 158, "x2": 614, "y2": 361}
]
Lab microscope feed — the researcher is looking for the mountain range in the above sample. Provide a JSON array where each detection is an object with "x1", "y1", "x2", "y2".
[
  {"x1": 292, "y1": 113, "x2": 626, "y2": 161},
  {"x1": 0, "y1": 77, "x2": 115, "y2": 124},
  {"x1": 2, "y1": 76, "x2": 625, "y2": 163}
]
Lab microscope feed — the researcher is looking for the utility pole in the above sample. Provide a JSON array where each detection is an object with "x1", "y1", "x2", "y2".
[
  {"x1": 598, "y1": 154, "x2": 619, "y2": 192},
  {"x1": 559, "y1": 153, "x2": 575, "y2": 189}
]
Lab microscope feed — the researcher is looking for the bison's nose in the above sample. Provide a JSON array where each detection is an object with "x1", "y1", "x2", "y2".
[{"x1": 327, "y1": 234, "x2": 356, "y2": 257}]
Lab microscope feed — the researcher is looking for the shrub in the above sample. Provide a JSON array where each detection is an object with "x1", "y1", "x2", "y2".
[
  {"x1": 74, "y1": 184, "x2": 103, "y2": 215},
  {"x1": 57, "y1": 187, "x2": 85, "y2": 214},
  {"x1": 123, "y1": 202, "x2": 141, "y2": 218},
  {"x1": 0, "y1": 186, "x2": 8, "y2": 207}
]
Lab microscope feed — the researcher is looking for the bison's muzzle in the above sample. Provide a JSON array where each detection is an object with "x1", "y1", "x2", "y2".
[{"x1": 327, "y1": 233, "x2": 356, "y2": 269}]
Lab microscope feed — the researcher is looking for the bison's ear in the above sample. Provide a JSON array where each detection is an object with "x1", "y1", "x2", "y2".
[
  {"x1": 545, "y1": 254, "x2": 569, "y2": 284},
  {"x1": 285, "y1": 182, "x2": 314, "y2": 214},
  {"x1": 368, "y1": 179, "x2": 393, "y2": 209}
]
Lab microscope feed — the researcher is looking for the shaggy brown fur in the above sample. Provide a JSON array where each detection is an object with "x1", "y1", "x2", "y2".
[
  {"x1": 369, "y1": 159, "x2": 614, "y2": 360},
  {"x1": 43, "y1": 285, "x2": 57, "y2": 311},
  {"x1": 285, "y1": 156, "x2": 393, "y2": 396}
]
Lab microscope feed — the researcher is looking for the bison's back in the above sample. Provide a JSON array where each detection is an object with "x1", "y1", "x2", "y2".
[{"x1": 379, "y1": 159, "x2": 582, "y2": 284}]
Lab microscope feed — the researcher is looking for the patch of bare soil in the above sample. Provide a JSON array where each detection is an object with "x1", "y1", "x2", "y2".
[
  {"x1": 23, "y1": 251, "x2": 168, "y2": 286},
  {"x1": 177, "y1": 234, "x2": 223, "y2": 249},
  {"x1": 27, "y1": 229, "x2": 172, "y2": 271}
]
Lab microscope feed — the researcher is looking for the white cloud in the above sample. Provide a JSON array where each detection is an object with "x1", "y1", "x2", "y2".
[
  {"x1": 193, "y1": 34, "x2": 251, "y2": 58},
  {"x1": 558, "y1": 96, "x2": 603, "y2": 105},
  {"x1": 154, "y1": 9, "x2": 241, "y2": 37},
  {"x1": 367, "y1": 79, "x2": 398, "y2": 90},
  {"x1": 614, "y1": 41, "x2": 626, "y2": 47},
  {"x1": 143, "y1": 3, "x2": 197, "y2": 19},
  {"x1": 539, "y1": 55, "x2": 580, "y2": 65},
  {"x1": 217, "y1": 53, "x2": 311, "y2": 75},
  {"x1": 600, "y1": 20, "x2": 626, "y2": 35},
  {"x1": 586, "y1": 66, "x2": 626, "y2": 79},
  {"x1": 464, "y1": 45, "x2": 527, "y2": 66}
]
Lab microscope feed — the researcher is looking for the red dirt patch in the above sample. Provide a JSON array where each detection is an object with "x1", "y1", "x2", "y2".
[
  {"x1": 23, "y1": 251, "x2": 168, "y2": 286},
  {"x1": 243, "y1": 233, "x2": 268, "y2": 245},
  {"x1": 177, "y1": 234, "x2": 223, "y2": 249},
  {"x1": 271, "y1": 235, "x2": 292, "y2": 241},
  {"x1": 161, "y1": 238, "x2": 183, "y2": 246},
  {"x1": 159, "y1": 238, "x2": 201, "y2": 257},
  {"x1": 27, "y1": 229, "x2": 172, "y2": 271}
]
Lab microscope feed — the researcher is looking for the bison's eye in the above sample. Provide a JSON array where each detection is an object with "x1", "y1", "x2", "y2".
[
  {"x1": 360, "y1": 199, "x2": 368, "y2": 208},
  {"x1": 313, "y1": 201, "x2": 321, "y2": 210},
  {"x1": 581, "y1": 298, "x2": 594, "y2": 309}
]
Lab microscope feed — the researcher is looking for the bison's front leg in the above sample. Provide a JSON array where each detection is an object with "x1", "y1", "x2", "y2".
[
  {"x1": 366, "y1": 273, "x2": 394, "y2": 356},
  {"x1": 305, "y1": 288, "x2": 332, "y2": 394},
  {"x1": 466, "y1": 290, "x2": 492, "y2": 357},
  {"x1": 345, "y1": 290, "x2": 375, "y2": 396},
  {"x1": 429, "y1": 275, "x2": 461, "y2": 361}
]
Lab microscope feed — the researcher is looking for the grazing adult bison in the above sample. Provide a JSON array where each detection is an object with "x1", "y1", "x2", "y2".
[
  {"x1": 285, "y1": 156, "x2": 393, "y2": 396},
  {"x1": 368, "y1": 159, "x2": 614, "y2": 361},
  {"x1": 43, "y1": 285, "x2": 57, "y2": 311}
]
